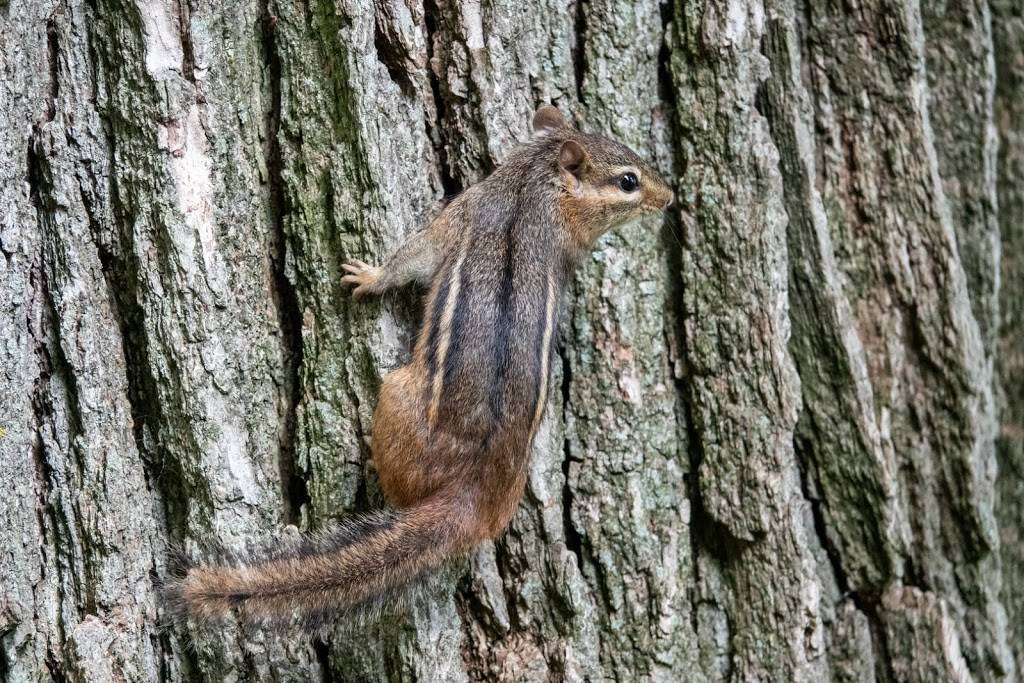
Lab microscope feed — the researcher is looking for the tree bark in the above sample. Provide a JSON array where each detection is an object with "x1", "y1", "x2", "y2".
[{"x1": 0, "y1": 0, "x2": 1020, "y2": 680}]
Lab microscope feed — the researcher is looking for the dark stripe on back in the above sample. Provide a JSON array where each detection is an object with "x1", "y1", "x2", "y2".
[{"x1": 488, "y1": 221, "x2": 517, "y2": 431}]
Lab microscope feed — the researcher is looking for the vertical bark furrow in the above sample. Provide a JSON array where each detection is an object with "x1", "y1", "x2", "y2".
[
  {"x1": 794, "y1": 1, "x2": 1010, "y2": 676},
  {"x1": 669, "y1": 2, "x2": 828, "y2": 679},
  {"x1": 921, "y1": 0, "x2": 1000, "y2": 356},
  {"x1": 86, "y1": 0, "x2": 318, "y2": 677},
  {"x1": 5, "y1": 3, "x2": 169, "y2": 679},
  {"x1": 25, "y1": 21, "x2": 174, "y2": 678},
  {"x1": 262, "y1": 0, "x2": 308, "y2": 528},
  {"x1": 270, "y1": 1, "x2": 466, "y2": 678},
  {"x1": 762, "y1": 1, "x2": 901, "y2": 603},
  {"x1": 422, "y1": 0, "x2": 462, "y2": 198},
  {"x1": 1, "y1": 1, "x2": 58, "y2": 677},
  {"x1": 563, "y1": 0, "x2": 697, "y2": 677},
  {"x1": 572, "y1": 0, "x2": 587, "y2": 104}
]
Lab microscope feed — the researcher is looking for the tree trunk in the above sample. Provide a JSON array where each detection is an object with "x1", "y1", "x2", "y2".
[{"x1": 1, "y1": 0, "x2": 1021, "y2": 680}]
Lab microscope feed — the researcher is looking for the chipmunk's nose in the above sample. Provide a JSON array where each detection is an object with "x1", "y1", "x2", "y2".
[{"x1": 664, "y1": 192, "x2": 674, "y2": 209}]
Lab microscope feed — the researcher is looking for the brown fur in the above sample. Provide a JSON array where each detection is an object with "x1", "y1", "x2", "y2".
[{"x1": 164, "y1": 105, "x2": 672, "y2": 626}]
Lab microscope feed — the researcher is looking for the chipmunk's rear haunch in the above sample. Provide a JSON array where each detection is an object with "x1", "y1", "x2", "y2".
[{"x1": 163, "y1": 496, "x2": 471, "y2": 626}]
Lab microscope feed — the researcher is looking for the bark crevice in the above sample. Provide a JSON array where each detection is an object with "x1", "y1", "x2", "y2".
[
  {"x1": 44, "y1": 17, "x2": 58, "y2": 123},
  {"x1": 559, "y1": 345, "x2": 584, "y2": 567},
  {"x1": 26, "y1": 139, "x2": 76, "y2": 680},
  {"x1": 175, "y1": 0, "x2": 197, "y2": 86},
  {"x1": 262, "y1": 0, "x2": 308, "y2": 526},
  {"x1": 422, "y1": 0, "x2": 460, "y2": 196},
  {"x1": 372, "y1": 7, "x2": 416, "y2": 98},
  {"x1": 313, "y1": 637, "x2": 335, "y2": 683},
  {"x1": 792, "y1": 432, "x2": 895, "y2": 680},
  {"x1": 572, "y1": 0, "x2": 587, "y2": 104}
]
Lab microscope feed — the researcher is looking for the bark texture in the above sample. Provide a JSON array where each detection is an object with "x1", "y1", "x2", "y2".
[{"x1": 0, "y1": 0, "x2": 1021, "y2": 681}]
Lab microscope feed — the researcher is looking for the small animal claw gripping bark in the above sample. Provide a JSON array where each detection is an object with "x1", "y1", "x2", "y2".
[{"x1": 164, "y1": 105, "x2": 673, "y2": 627}]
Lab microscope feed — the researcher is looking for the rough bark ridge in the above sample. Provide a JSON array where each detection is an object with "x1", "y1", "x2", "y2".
[{"x1": 0, "y1": 0, "x2": 1020, "y2": 681}]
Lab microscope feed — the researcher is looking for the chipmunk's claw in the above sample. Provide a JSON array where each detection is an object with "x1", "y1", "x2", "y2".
[{"x1": 342, "y1": 260, "x2": 382, "y2": 299}]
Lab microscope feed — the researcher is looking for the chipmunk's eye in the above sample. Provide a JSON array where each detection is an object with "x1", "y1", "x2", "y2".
[{"x1": 618, "y1": 173, "x2": 639, "y2": 193}]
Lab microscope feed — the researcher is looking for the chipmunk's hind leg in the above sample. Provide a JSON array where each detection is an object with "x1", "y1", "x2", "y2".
[{"x1": 371, "y1": 366, "x2": 436, "y2": 508}]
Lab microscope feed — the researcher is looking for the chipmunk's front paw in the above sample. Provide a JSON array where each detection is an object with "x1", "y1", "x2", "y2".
[{"x1": 341, "y1": 260, "x2": 383, "y2": 299}]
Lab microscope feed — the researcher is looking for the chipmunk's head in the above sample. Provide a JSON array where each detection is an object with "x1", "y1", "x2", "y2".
[{"x1": 532, "y1": 105, "x2": 674, "y2": 248}]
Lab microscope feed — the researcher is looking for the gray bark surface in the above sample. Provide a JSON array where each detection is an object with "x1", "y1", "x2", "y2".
[{"x1": 0, "y1": 0, "x2": 1020, "y2": 681}]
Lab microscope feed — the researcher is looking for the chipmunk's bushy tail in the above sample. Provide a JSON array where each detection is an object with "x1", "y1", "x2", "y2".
[{"x1": 162, "y1": 496, "x2": 470, "y2": 628}]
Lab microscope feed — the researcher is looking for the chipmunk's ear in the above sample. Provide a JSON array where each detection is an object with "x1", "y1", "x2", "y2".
[
  {"x1": 533, "y1": 105, "x2": 567, "y2": 135},
  {"x1": 558, "y1": 139, "x2": 589, "y2": 193}
]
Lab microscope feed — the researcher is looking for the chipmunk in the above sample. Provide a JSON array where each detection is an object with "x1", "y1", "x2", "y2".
[{"x1": 164, "y1": 105, "x2": 672, "y2": 627}]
